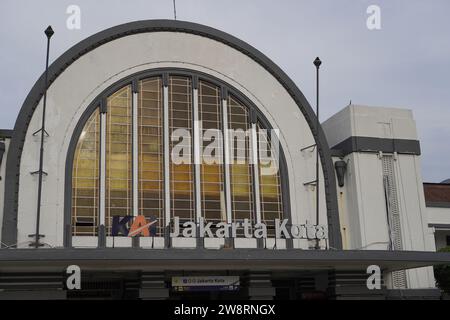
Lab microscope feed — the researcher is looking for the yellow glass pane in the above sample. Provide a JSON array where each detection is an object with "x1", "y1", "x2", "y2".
[
  {"x1": 199, "y1": 80, "x2": 225, "y2": 222},
  {"x1": 169, "y1": 76, "x2": 195, "y2": 223},
  {"x1": 228, "y1": 95, "x2": 254, "y2": 224},
  {"x1": 257, "y1": 122, "x2": 283, "y2": 233},
  {"x1": 72, "y1": 109, "x2": 100, "y2": 236},
  {"x1": 106, "y1": 85, "x2": 132, "y2": 234},
  {"x1": 138, "y1": 77, "x2": 164, "y2": 235}
]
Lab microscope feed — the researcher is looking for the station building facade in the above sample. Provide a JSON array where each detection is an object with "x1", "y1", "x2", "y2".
[{"x1": 0, "y1": 20, "x2": 449, "y2": 300}]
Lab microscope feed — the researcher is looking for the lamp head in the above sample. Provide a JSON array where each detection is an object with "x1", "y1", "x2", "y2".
[
  {"x1": 313, "y1": 57, "x2": 322, "y2": 68},
  {"x1": 45, "y1": 26, "x2": 54, "y2": 39}
]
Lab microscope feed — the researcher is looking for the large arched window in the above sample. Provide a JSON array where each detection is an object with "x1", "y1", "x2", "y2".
[{"x1": 71, "y1": 71, "x2": 287, "y2": 239}]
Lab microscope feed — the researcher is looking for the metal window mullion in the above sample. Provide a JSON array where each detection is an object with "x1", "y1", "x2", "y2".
[
  {"x1": 99, "y1": 112, "x2": 107, "y2": 229},
  {"x1": 132, "y1": 91, "x2": 139, "y2": 217},
  {"x1": 193, "y1": 86, "x2": 202, "y2": 223},
  {"x1": 163, "y1": 85, "x2": 170, "y2": 227},
  {"x1": 94, "y1": 115, "x2": 99, "y2": 232},
  {"x1": 222, "y1": 98, "x2": 232, "y2": 224},
  {"x1": 251, "y1": 122, "x2": 262, "y2": 224}
]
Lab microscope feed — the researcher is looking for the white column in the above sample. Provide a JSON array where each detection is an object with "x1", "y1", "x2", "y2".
[
  {"x1": 163, "y1": 85, "x2": 170, "y2": 227},
  {"x1": 193, "y1": 87, "x2": 202, "y2": 223},
  {"x1": 251, "y1": 123, "x2": 262, "y2": 224},
  {"x1": 99, "y1": 112, "x2": 107, "y2": 227},
  {"x1": 132, "y1": 91, "x2": 139, "y2": 217},
  {"x1": 222, "y1": 99, "x2": 232, "y2": 224}
]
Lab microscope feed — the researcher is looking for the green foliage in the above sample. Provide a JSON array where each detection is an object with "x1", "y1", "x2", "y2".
[{"x1": 434, "y1": 246, "x2": 450, "y2": 294}]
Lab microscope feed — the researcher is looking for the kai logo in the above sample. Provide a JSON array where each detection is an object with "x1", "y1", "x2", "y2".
[{"x1": 112, "y1": 215, "x2": 158, "y2": 237}]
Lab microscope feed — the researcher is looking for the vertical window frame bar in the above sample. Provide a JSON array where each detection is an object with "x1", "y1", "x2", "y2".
[
  {"x1": 99, "y1": 111, "x2": 107, "y2": 228},
  {"x1": 163, "y1": 82, "x2": 170, "y2": 227},
  {"x1": 221, "y1": 96, "x2": 233, "y2": 224},
  {"x1": 192, "y1": 80, "x2": 202, "y2": 223},
  {"x1": 132, "y1": 89, "x2": 139, "y2": 217},
  {"x1": 251, "y1": 122, "x2": 262, "y2": 224}
]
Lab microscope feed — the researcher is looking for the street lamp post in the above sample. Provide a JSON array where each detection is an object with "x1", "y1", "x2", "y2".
[
  {"x1": 30, "y1": 26, "x2": 54, "y2": 248},
  {"x1": 313, "y1": 57, "x2": 322, "y2": 229}
]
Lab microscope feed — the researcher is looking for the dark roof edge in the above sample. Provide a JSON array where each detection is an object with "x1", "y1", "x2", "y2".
[
  {"x1": 426, "y1": 202, "x2": 450, "y2": 208},
  {"x1": 0, "y1": 129, "x2": 13, "y2": 139},
  {"x1": 424, "y1": 182, "x2": 450, "y2": 186},
  {"x1": 330, "y1": 136, "x2": 421, "y2": 157},
  {"x1": 429, "y1": 223, "x2": 450, "y2": 229}
]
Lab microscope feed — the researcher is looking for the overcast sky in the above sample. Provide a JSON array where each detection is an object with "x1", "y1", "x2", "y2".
[{"x1": 1, "y1": 0, "x2": 449, "y2": 182}]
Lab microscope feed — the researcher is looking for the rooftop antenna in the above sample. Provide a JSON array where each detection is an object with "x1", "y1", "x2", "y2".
[
  {"x1": 29, "y1": 26, "x2": 54, "y2": 248},
  {"x1": 173, "y1": 0, "x2": 177, "y2": 20}
]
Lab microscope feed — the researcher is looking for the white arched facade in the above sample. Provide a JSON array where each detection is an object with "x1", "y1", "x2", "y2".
[{"x1": 15, "y1": 31, "x2": 329, "y2": 249}]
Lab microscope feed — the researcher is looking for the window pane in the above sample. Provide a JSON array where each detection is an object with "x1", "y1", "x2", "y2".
[
  {"x1": 199, "y1": 80, "x2": 225, "y2": 224},
  {"x1": 227, "y1": 95, "x2": 254, "y2": 226},
  {"x1": 139, "y1": 77, "x2": 164, "y2": 236},
  {"x1": 106, "y1": 85, "x2": 132, "y2": 234},
  {"x1": 72, "y1": 109, "x2": 100, "y2": 236},
  {"x1": 257, "y1": 122, "x2": 283, "y2": 236},
  {"x1": 169, "y1": 76, "x2": 195, "y2": 223}
]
